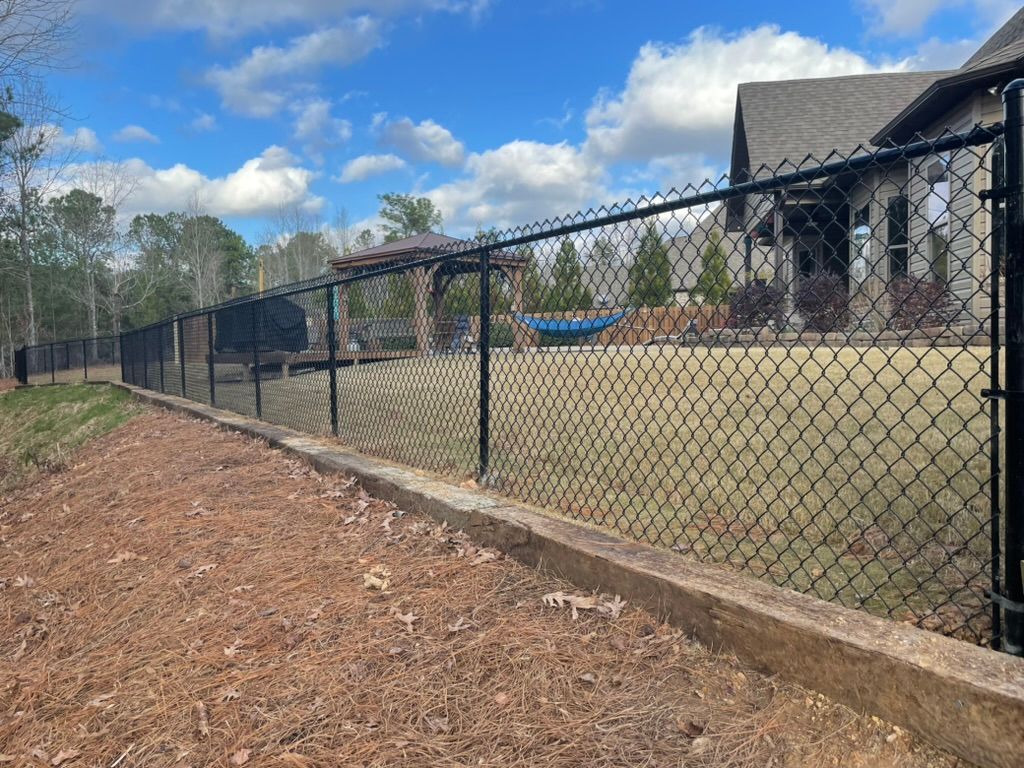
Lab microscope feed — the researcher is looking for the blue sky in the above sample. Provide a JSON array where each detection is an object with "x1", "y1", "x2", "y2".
[{"x1": 47, "y1": 0, "x2": 1020, "y2": 242}]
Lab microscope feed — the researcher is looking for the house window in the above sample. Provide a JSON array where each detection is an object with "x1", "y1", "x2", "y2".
[
  {"x1": 886, "y1": 195, "x2": 909, "y2": 279},
  {"x1": 797, "y1": 245, "x2": 820, "y2": 278},
  {"x1": 927, "y1": 153, "x2": 951, "y2": 227}
]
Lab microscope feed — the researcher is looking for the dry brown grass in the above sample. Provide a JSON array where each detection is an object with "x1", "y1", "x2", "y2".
[{"x1": 0, "y1": 408, "x2": 965, "y2": 767}]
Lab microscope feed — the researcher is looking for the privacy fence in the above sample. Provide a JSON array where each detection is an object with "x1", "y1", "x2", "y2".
[{"x1": 18, "y1": 85, "x2": 1024, "y2": 657}]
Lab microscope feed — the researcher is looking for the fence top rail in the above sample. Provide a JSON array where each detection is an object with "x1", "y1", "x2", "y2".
[
  {"x1": 19, "y1": 335, "x2": 119, "y2": 353},
  {"x1": 113, "y1": 122, "x2": 1004, "y2": 337}
]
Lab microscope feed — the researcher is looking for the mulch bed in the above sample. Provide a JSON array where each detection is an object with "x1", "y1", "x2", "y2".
[{"x1": 0, "y1": 409, "x2": 963, "y2": 767}]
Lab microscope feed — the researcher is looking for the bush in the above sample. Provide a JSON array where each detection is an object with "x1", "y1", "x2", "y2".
[
  {"x1": 728, "y1": 279, "x2": 783, "y2": 329},
  {"x1": 489, "y1": 322, "x2": 514, "y2": 349},
  {"x1": 795, "y1": 272, "x2": 850, "y2": 332},
  {"x1": 886, "y1": 277, "x2": 955, "y2": 330}
]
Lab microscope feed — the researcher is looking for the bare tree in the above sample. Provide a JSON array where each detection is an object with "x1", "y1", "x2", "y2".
[
  {"x1": 1, "y1": 81, "x2": 75, "y2": 345},
  {"x1": 0, "y1": 0, "x2": 74, "y2": 84},
  {"x1": 261, "y1": 203, "x2": 328, "y2": 285},
  {"x1": 179, "y1": 193, "x2": 222, "y2": 307}
]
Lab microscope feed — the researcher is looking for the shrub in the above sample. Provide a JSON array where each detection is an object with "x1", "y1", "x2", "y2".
[
  {"x1": 795, "y1": 272, "x2": 850, "y2": 332},
  {"x1": 886, "y1": 277, "x2": 956, "y2": 330},
  {"x1": 728, "y1": 279, "x2": 783, "y2": 329}
]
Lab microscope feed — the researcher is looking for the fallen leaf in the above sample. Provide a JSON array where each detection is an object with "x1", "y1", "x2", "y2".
[
  {"x1": 494, "y1": 692, "x2": 509, "y2": 706},
  {"x1": 87, "y1": 692, "x2": 116, "y2": 707},
  {"x1": 598, "y1": 595, "x2": 626, "y2": 620},
  {"x1": 470, "y1": 550, "x2": 498, "y2": 566},
  {"x1": 195, "y1": 701, "x2": 210, "y2": 737},
  {"x1": 216, "y1": 687, "x2": 241, "y2": 703},
  {"x1": 425, "y1": 715, "x2": 450, "y2": 734},
  {"x1": 50, "y1": 749, "x2": 80, "y2": 766},
  {"x1": 542, "y1": 591, "x2": 600, "y2": 619},
  {"x1": 106, "y1": 551, "x2": 141, "y2": 564},
  {"x1": 0, "y1": 755, "x2": 15, "y2": 763},
  {"x1": 579, "y1": 672, "x2": 597, "y2": 685},
  {"x1": 13, "y1": 575, "x2": 36, "y2": 588},
  {"x1": 675, "y1": 717, "x2": 706, "y2": 738},
  {"x1": 391, "y1": 608, "x2": 418, "y2": 633},
  {"x1": 230, "y1": 749, "x2": 251, "y2": 766},
  {"x1": 277, "y1": 753, "x2": 313, "y2": 767},
  {"x1": 223, "y1": 640, "x2": 244, "y2": 658},
  {"x1": 231, "y1": 584, "x2": 253, "y2": 592},
  {"x1": 362, "y1": 565, "x2": 391, "y2": 591},
  {"x1": 191, "y1": 564, "x2": 218, "y2": 578},
  {"x1": 689, "y1": 736, "x2": 711, "y2": 755},
  {"x1": 447, "y1": 616, "x2": 472, "y2": 633}
]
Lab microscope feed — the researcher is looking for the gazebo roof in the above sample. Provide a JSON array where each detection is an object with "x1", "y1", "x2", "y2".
[{"x1": 328, "y1": 231, "x2": 524, "y2": 271}]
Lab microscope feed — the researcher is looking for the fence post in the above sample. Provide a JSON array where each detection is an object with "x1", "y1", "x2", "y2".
[
  {"x1": 479, "y1": 247, "x2": 491, "y2": 480},
  {"x1": 178, "y1": 317, "x2": 186, "y2": 399},
  {"x1": 251, "y1": 301, "x2": 262, "y2": 419},
  {"x1": 207, "y1": 313, "x2": 216, "y2": 407},
  {"x1": 14, "y1": 346, "x2": 26, "y2": 385},
  {"x1": 1000, "y1": 78, "x2": 1024, "y2": 656},
  {"x1": 119, "y1": 335, "x2": 126, "y2": 383},
  {"x1": 158, "y1": 326, "x2": 166, "y2": 393},
  {"x1": 142, "y1": 329, "x2": 149, "y2": 389},
  {"x1": 82, "y1": 338, "x2": 88, "y2": 381},
  {"x1": 49, "y1": 343, "x2": 55, "y2": 384},
  {"x1": 325, "y1": 286, "x2": 339, "y2": 436},
  {"x1": 65, "y1": 342, "x2": 69, "y2": 379}
]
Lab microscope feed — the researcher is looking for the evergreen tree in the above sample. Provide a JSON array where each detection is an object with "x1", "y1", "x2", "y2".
[
  {"x1": 544, "y1": 239, "x2": 592, "y2": 312},
  {"x1": 691, "y1": 229, "x2": 733, "y2": 305},
  {"x1": 628, "y1": 223, "x2": 673, "y2": 307}
]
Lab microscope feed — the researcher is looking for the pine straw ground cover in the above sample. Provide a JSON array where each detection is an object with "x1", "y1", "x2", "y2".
[{"x1": 0, "y1": 409, "x2": 966, "y2": 768}]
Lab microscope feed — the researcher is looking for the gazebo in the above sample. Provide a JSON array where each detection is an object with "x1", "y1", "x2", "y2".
[{"x1": 327, "y1": 232, "x2": 530, "y2": 353}]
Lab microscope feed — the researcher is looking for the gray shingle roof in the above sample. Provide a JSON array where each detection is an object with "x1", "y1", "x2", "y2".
[
  {"x1": 330, "y1": 232, "x2": 465, "y2": 265},
  {"x1": 734, "y1": 71, "x2": 948, "y2": 178},
  {"x1": 963, "y1": 7, "x2": 1024, "y2": 69}
]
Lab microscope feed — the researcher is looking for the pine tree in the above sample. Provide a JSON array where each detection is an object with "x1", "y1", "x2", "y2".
[
  {"x1": 628, "y1": 223, "x2": 673, "y2": 307},
  {"x1": 691, "y1": 229, "x2": 733, "y2": 305},
  {"x1": 544, "y1": 239, "x2": 592, "y2": 312}
]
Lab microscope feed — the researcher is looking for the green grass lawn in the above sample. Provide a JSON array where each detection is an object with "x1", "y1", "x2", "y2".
[
  {"x1": 0, "y1": 384, "x2": 136, "y2": 493},
  {"x1": 161, "y1": 343, "x2": 996, "y2": 640}
]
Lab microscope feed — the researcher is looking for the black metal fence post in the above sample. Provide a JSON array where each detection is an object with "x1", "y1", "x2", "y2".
[
  {"x1": 207, "y1": 313, "x2": 216, "y2": 407},
  {"x1": 1000, "y1": 78, "x2": 1024, "y2": 656},
  {"x1": 142, "y1": 329, "x2": 149, "y2": 389},
  {"x1": 178, "y1": 317, "x2": 186, "y2": 399},
  {"x1": 251, "y1": 301, "x2": 262, "y2": 419},
  {"x1": 325, "y1": 287, "x2": 339, "y2": 437},
  {"x1": 14, "y1": 346, "x2": 26, "y2": 385},
  {"x1": 479, "y1": 248, "x2": 491, "y2": 480},
  {"x1": 49, "y1": 343, "x2": 55, "y2": 384},
  {"x1": 82, "y1": 338, "x2": 88, "y2": 380},
  {"x1": 119, "y1": 335, "x2": 126, "y2": 383},
  {"x1": 64, "y1": 342, "x2": 69, "y2": 379},
  {"x1": 156, "y1": 326, "x2": 164, "y2": 392}
]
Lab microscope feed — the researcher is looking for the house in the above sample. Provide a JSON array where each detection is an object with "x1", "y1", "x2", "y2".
[{"x1": 726, "y1": 8, "x2": 1024, "y2": 330}]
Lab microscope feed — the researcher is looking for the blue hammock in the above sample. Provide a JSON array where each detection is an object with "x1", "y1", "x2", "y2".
[{"x1": 512, "y1": 309, "x2": 633, "y2": 340}]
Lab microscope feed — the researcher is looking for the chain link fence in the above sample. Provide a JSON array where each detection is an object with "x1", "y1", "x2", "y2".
[{"x1": 21, "y1": 113, "x2": 1024, "y2": 653}]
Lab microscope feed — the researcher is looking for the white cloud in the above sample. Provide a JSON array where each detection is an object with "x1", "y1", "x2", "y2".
[
  {"x1": 337, "y1": 153, "x2": 406, "y2": 183},
  {"x1": 189, "y1": 113, "x2": 218, "y2": 133},
  {"x1": 377, "y1": 115, "x2": 466, "y2": 167},
  {"x1": 84, "y1": 0, "x2": 490, "y2": 37},
  {"x1": 48, "y1": 126, "x2": 103, "y2": 155},
  {"x1": 70, "y1": 146, "x2": 322, "y2": 218},
  {"x1": 424, "y1": 140, "x2": 606, "y2": 231},
  {"x1": 292, "y1": 98, "x2": 352, "y2": 164},
  {"x1": 113, "y1": 124, "x2": 160, "y2": 144},
  {"x1": 859, "y1": 0, "x2": 1017, "y2": 36},
  {"x1": 205, "y1": 17, "x2": 382, "y2": 117},
  {"x1": 584, "y1": 25, "x2": 902, "y2": 162}
]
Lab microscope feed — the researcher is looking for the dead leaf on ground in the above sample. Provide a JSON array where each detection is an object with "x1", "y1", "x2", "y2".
[
  {"x1": 470, "y1": 549, "x2": 498, "y2": 566},
  {"x1": 230, "y1": 748, "x2": 251, "y2": 765},
  {"x1": 362, "y1": 564, "x2": 390, "y2": 591},
  {"x1": 541, "y1": 591, "x2": 600, "y2": 619},
  {"x1": 425, "y1": 715, "x2": 450, "y2": 734},
  {"x1": 675, "y1": 717, "x2": 707, "y2": 738},
  {"x1": 106, "y1": 551, "x2": 144, "y2": 564},
  {"x1": 223, "y1": 640, "x2": 244, "y2": 657},
  {"x1": 391, "y1": 608, "x2": 418, "y2": 633},
  {"x1": 191, "y1": 564, "x2": 217, "y2": 578},
  {"x1": 50, "y1": 749, "x2": 80, "y2": 766},
  {"x1": 216, "y1": 687, "x2": 241, "y2": 703},
  {"x1": 87, "y1": 692, "x2": 115, "y2": 707},
  {"x1": 13, "y1": 575, "x2": 36, "y2": 588},
  {"x1": 195, "y1": 701, "x2": 210, "y2": 737},
  {"x1": 447, "y1": 616, "x2": 472, "y2": 632}
]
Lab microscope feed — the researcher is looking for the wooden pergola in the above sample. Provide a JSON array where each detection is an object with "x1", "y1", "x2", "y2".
[{"x1": 328, "y1": 232, "x2": 530, "y2": 353}]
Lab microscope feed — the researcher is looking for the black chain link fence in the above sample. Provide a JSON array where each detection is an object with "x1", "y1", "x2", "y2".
[
  {"x1": 16, "y1": 336, "x2": 120, "y2": 386},
  {"x1": 20, "y1": 119, "x2": 1024, "y2": 652}
]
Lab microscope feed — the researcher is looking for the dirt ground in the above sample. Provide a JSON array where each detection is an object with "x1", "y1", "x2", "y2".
[
  {"x1": 0, "y1": 407, "x2": 968, "y2": 767},
  {"x1": 0, "y1": 378, "x2": 16, "y2": 395}
]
